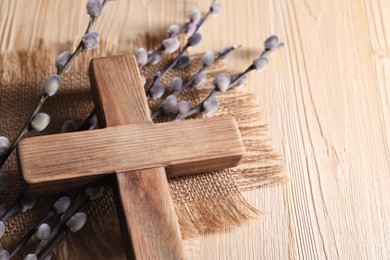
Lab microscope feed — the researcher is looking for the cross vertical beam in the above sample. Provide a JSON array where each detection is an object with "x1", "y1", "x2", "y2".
[{"x1": 89, "y1": 56, "x2": 185, "y2": 259}]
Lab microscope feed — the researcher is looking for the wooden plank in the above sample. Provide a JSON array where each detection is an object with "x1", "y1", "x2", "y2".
[
  {"x1": 115, "y1": 169, "x2": 185, "y2": 260},
  {"x1": 89, "y1": 55, "x2": 183, "y2": 260},
  {"x1": 88, "y1": 55, "x2": 152, "y2": 127},
  {"x1": 17, "y1": 117, "x2": 244, "y2": 186}
]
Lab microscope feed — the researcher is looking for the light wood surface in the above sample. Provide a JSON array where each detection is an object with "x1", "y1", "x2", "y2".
[
  {"x1": 89, "y1": 55, "x2": 185, "y2": 259},
  {"x1": 2, "y1": 0, "x2": 390, "y2": 259}
]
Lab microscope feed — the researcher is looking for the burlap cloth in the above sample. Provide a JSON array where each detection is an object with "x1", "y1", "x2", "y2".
[{"x1": 0, "y1": 41, "x2": 285, "y2": 259}]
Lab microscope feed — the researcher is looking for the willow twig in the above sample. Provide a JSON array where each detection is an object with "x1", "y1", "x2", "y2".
[
  {"x1": 8, "y1": 210, "x2": 54, "y2": 258},
  {"x1": 146, "y1": 33, "x2": 202, "y2": 99},
  {"x1": 175, "y1": 35, "x2": 283, "y2": 121},
  {"x1": 174, "y1": 65, "x2": 253, "y2": 121},
  {"x1": 0, "y1": 1, "x2": 111, "y2": 170},
  {"x1": 32, "y1": 195, "x2": 88, "y2": 256},
  {"x1": 143, "y1": 0, "x2": 220, "y2": 68},
  {"x1": 151, "y1": 45, "x2": 240, "y2": 120}
]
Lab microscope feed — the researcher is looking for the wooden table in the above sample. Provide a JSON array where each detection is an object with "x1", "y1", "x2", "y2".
[{"x1": 1, "y1": 0, "x2": 389, "y2": 259}]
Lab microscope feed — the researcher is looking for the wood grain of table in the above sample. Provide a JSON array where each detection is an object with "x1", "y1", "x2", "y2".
[{"x1": 1, "y1": 0, "x2": 389, "y2": 259}]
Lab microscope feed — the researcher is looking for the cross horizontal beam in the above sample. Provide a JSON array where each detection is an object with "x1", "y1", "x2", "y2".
[{"x1": 18, "y1": 117, "x2": 244, "y2": 191}]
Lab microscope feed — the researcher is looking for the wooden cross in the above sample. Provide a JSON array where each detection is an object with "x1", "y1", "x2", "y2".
[{"x1": 17, "y1": 55, "x2": 245, "y2": 259}]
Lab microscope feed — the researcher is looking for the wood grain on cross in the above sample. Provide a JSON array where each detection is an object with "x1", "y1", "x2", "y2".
[{"x1": 17, "y1": 55, "x2": 245, "y2": 259}]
